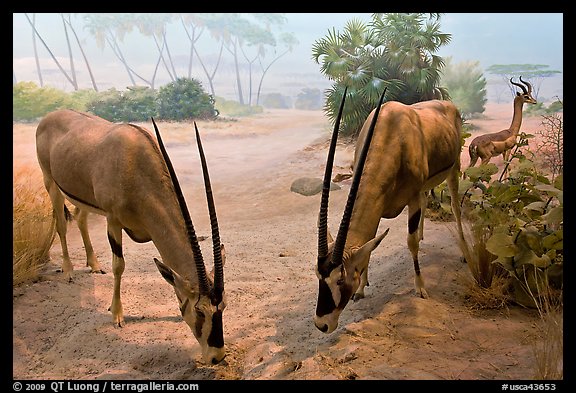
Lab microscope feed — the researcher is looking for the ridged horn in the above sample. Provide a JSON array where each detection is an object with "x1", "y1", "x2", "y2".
[
  {"x1": 330, "y1": 88, "x2": 387, "y2": 268},
  {"x1": 194, "y1": 122, "x2": 224, "y2": 297},
  {"x1": 510, "y1": 77, "x2": 528, "y2": 95},
  {"x1": 519, "y1": 75, "x2": 533, "y2": 93},
  {"x1": 318, "y1": 86, "x2": 348, "y2": 262},
  {"x1": 151, "y1": 117, "x2": 211, "y2": 295}
]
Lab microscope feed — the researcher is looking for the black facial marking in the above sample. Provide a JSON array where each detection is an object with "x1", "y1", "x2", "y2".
[
  {"x1": 207, "y1": 310, "x2": 224, "y2": 349},
  {"x1": 408, "y1": 210, "x2": 421, "y2": 234},
  {"x1": 180, "y1": 298, "x2": 190, "y2": 315},
  {"x1": 107, "y1": 233, "x2": 123, "y2": 258},
  {"x1": 316, "y1": 279, "x2": 336, "y2": 317},
  {"x1": 194, "y1": 308, "x2": 205, "y2": 338}
]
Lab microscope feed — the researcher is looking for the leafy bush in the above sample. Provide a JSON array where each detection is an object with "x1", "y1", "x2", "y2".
[
  {"x1": 295, "y1": 88, "x2": 323, "y2": 110},
  {"x1": 157, "y1": 78, "x2": 217, "y2": 121},
  {"x1": 87, "y1": 87, "x2": 157, "y2": 122},
  {"x1": 214, "y1": 96, "x2": 263, "y2": 117},
  {"x1": 441, "y1": 57, "x2": 487, "y2": 117},
  {"x1": 13, "y1": 82, "x2": 75, "y2": 121},
  {"x1": 261, "y1": 93, "x2": 292, "y2": 109},
  {"x1": 462, "y1": 133, "x2": 563, "y2": 308}
]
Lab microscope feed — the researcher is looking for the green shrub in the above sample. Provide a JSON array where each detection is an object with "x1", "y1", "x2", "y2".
[
  {"x1": 87, "y1": 86, "x2": 157, "y2": 122},
  {"x1": 214, "y1": 97, "x2": 263, "y2": 117},
  {"x1": 13, "y1": 82, "x2": 75, "y2": 121},
  {"x1": 295, "y1": 88, "x2": 323, "y2": 110},
  {"x1": 157, "y1": 78, "x2": 217, "y2": 121},
  {"x1": 262, "y1": 93, "x2": 292, "y2": 109}
]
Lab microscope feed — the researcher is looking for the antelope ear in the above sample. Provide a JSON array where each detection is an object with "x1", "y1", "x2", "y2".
[
  {"x1": 154, "y1": 258, "x2": 196, "y2": 298},
  {"x1": 154, "y1": 258, "x2": 176, "y2": 286},
  {"x1": 350, "y1": 228, "x2": 390, "y2": 269}
]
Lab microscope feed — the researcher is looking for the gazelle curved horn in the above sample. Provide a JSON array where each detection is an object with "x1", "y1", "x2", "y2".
[
  {"x1": 318, "y1": 86, "x2": 348, "y2": 261},
  {"x1": 510, "y1": 77, "x2": 528, "y2": 94},
  {"x1": 194, "y1": 122, "x2": 224, "y2": 298},
  {"x1": 152, "y1": 117, "x2": 211, "y2": 295},
  {"x1": 519, "y1": 75, "x2": 533, "y2": 93},
  {"x1": 330, "y1": 88, "x2": 387, "y2": 268}
]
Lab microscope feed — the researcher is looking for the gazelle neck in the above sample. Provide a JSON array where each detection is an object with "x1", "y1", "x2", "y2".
[{"x1": 509, "y1": 95, "x2": 526, "y2": 136}]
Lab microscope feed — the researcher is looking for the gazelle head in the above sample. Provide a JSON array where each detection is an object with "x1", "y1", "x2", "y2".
[
  {"x1": 314, "y1": 88, "x2": 389, "y2": 334},
  {"x1": 152, "y1": 119, "x2": 227, "y2": 365},
  {"x1": 511, "y1": 76, "x2": 537, "y2": 105}
]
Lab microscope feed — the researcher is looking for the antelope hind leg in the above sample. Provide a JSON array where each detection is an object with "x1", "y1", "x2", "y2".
[
  {"x1": 408, "y1": 198, "x2": 428, "y2": 298},
  {"x1": 75, "y1": 208, "x2": 106, "y2": 274}
]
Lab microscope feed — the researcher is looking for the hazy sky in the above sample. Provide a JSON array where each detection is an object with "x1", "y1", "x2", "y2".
[{"x1": 12, "y1": 13, "x2": 563, "y2": 100}]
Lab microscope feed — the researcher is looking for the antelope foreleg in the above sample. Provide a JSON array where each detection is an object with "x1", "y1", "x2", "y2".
[
  {"x1": 352, "y1": 267, "x2": 369, "y2": 301},
  {"x1": 407, "y1": 199, "x2": 428, "y2": 299},
  {"x1": 107, "y1": 221, "x2": 125, "y2": 327}
]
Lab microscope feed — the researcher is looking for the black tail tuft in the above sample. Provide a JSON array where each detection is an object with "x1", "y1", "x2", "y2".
[{"x1": 64, "y1": 205, "x2": 74, "y2": 222}]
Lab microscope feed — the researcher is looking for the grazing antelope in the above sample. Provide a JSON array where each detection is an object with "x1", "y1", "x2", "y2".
[
  {"x1": 35, "y1": 110, "x2": 226, "y2": 364},
  {"x1": 466, "y1": 76, "x2": 537, "y2": 175},
  {"x1": 314, "y1": 89, "x2": 468, "y2": 334}
]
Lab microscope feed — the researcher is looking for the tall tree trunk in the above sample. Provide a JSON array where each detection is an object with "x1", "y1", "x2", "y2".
[
  {"x1": 194, "y1": 43, "x2": 223, "y2": 98},
  {"x1": 60, "y1": 14, "x2": 78, "y2": 90},
  {"x1": 24, "y1": 13, "x2": 76, "y2": 89},
  {"x1": 64, "y1": 15, "x2": 98, "y2": 91},
  {"x1": 256, "y1": 49, "x2": 289, "y2": 106},
  {"x1": 31, "y1": 13, "x2": 43, "y2": 87}
]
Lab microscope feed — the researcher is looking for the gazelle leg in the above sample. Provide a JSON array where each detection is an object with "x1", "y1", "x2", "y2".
[
  {"x1": 107, "y1": 220, "x2": 125, "y2": 327},
  {"x1": 447, "y1": 167, "x2": 468, "y2": 263},
  {"x1": 75, "y1": 208, "x2": 105, "y2": 274},
  {"x1": 407, "y1": 198, "x2": 428, "y2": 298},
  {"x1": 44, "y1": 179, "x2": 74, "y2": 282}
]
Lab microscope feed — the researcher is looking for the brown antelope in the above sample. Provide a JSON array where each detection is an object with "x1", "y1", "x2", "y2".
[
  {"x1": 314, "y1": 89, "x2": 468, "y2": 333},
  {"x1": 466, "y1": 76, "x2": 537, "y2": 175},
  {"x1": 35, "y1": 110, "x2": 227, "y2": 364}
]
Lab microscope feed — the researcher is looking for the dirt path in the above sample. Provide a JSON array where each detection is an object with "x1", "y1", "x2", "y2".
[{"x1": 13, "y1": 106, "x2": 547, "y2": 380}]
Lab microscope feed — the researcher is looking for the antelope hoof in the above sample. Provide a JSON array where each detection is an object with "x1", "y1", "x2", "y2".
[
  {"x1": 352, "y1": 292, "x2": 365, "y2": 301},
  {"x1": 90, "y1": 268, "x2": 107, "y2": 274},
  {"x1": 418, "y1": 287, "x2": 429, "y2": 299}
]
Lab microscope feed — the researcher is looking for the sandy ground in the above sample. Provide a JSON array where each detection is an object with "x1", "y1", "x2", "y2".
[{"x1": 13, "y1": 103, "x2": 553, "y2": 381}]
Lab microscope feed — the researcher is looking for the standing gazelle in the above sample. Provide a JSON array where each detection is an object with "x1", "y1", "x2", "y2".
[
  {"x1": 314, "y1": 89, "x2": 468, "y2": 334},
  {"x1": 36, "y1": 110, "x2": 226, "y2": 364}
]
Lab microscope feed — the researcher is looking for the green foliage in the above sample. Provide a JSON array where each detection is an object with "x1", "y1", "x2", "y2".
[
  {"x1": 312, "y1": 13, "x2": 451, "y2": 136},
  {"x1": 157, "y1": 77, "x2": 217, "y2": 121},
  {"x1": 87, "y1": 86, "x2": 157, "y2": 122},
  {"x1": 214, "y1": 97, "x2": 263, "y2": 117},
  {"x1": 441, "y1": 57, "x2": 487, "y2": 117},
  {"x1": 462, "y1": 133, "x2": 563, "y2": 307},
  {"x1": 295, "y1": 88, "x2": 323, "y2": 110},
  {"x1": 261, "y1": 93, "x2": 292, "y2": 109},
  {"x1": 13, "y1": 82, "x2": 76, "y2": 121}
]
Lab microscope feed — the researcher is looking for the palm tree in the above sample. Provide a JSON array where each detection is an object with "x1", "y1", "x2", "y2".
[{"x1": 313, "y1": 13, "x2": 452, "y2": 136}]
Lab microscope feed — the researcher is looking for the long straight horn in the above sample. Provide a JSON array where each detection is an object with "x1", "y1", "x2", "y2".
[
  {"x1": 519, "y1": 75, "x2": 533, "y2": 93},
  {"x1": 510, "y1": 77, "x2": 528, "y2": 94},
  {"x1": 151, "y1": 117, "x2": 211, "y2": 295},
  {"x1": 194, "y1": 122, "x2": 224, "y2": 297},
  {"x1": 318, "y1": 86, "x2": 348, "y2": 260},
  {"x1": 331, "y1": 88, "x2": 387, "y2": 267}
]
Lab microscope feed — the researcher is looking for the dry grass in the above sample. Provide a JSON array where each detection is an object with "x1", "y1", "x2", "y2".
[{"x1": 13, "y1": 164, "x2": 55, "y2": 287}]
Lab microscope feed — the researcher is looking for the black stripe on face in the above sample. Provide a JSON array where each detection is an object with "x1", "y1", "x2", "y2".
[
  {"x1": 107, "y1": 233, "x2": 123, "y2": 258},
  {"x1": 207, "y1": 310, "x2": 224, "y2": 349},
  {"x1": 408, "y1": 210, "x2": 421, "y2": 234},
  {"x1": 315, "y1": 279, "x2": 336, "y2": 317}
]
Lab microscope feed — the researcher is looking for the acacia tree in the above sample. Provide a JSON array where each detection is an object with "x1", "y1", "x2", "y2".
[
  {"x1": 486, "y1": 64, "x2": 561, "y2": 100},
  {"x1": 313, "y1": 13, "x2": 451, "y2": 136}
]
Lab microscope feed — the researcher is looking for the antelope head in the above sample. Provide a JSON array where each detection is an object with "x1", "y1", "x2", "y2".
[
  {"x1": 510, "y1": 76, "x2": 537, "y2": 105},
  {"x1": 314, "y1": 88, "x2": 389, "y2": 334},
  {"x1": 152, "y1": 120, "x2": 227, "y2": 364}
]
